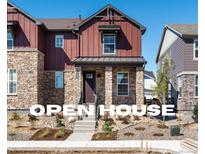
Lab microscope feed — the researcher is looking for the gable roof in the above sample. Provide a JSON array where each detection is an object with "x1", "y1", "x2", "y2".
[
  {"x1": 156, "y1": 24, "x2": 198, "y2": 63},
  {"x1": 8, "y1": 2, "x2": 146, "y2": 33},
  {"x1": 7, "y1": 1, "x2": 41, "y2": 24},
  {"x1": 74, "y1": 4, "x2": 146, "y2": 34},
  {"x1": 144, "y1": 71, "x2": 155, "y2": 80},
  {"x1": 167, "y1": 24, "x2": 198, "y2": 37},
  {"x1": 39, "y1": 18, "x2": 82, "y2": 31}
]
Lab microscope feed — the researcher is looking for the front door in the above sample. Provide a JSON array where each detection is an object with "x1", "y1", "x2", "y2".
[{"x1": 83, "y1": 72, "x2": 96, "y2": 103}]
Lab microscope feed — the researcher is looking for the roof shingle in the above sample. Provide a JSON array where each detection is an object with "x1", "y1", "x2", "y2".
[
  {"x1": 39, "y1": 18, "x2": 83, "y2": 30},
  {"x1": 167, "y1": 24, "x2": 198, "y2": 36}
]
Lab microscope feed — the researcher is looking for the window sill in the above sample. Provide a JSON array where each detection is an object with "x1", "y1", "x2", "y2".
[
  {"x1": 7, "y1": 93, "x2": 17, "y2": 96},
  {"x1": 117, "y1": 95, "x2": 129, "y2": 97}
]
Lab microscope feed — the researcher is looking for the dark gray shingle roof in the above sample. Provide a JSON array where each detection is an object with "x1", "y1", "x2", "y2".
[
  {"x1": 144, "y1": 71, "x2": 155, "y2": 79},
  {"x1": 72, "y1": 57, "x2": 146, "y2": 65},
  {"x1": 167, "y1": 24, "x2": 198, "y2": 36}
]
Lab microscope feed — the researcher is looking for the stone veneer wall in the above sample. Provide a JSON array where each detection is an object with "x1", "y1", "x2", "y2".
[
  {"x1": 136, "y1": 67, "x2": 144, "y2": 105},
  {"x1": 105, "y1": 67, "x2": 113, "y2": 106},
  {"x1": 177, "y1": 74, "x2": 198, "y2": 111},
  {"x1": 7, "y1": 51, "x2": 44, "y2": 109},
  {"x1": 96, "y1": 68, "x2": 105, "y2": 105},
  {"x1": 44, "y1": 68, "x2": 82, "y2": 106}
]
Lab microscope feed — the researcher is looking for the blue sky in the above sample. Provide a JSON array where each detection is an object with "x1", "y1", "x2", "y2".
[{"x1": 10, "y1": 0, "x2": 198, "y2": 73}]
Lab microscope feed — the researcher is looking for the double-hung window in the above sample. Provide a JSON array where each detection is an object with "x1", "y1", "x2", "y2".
[
  {"x1": 193, "y1": 39, "x2": 198, "y2": 60},
  {"x1": 55, "y1": 71, "x2": 64, "y2": 88},
  {"x1": 55, "y1": 35, "x2": 64, "y2": 48},
  {"x1": 103, "y1": 34, "x2": 116, "y2": 54},
  {"x1": 7, "y1": 69, "x2": 17, "y2": 94},
  {"x1": 194, "y1": 75, "x2": 198, "y2": 97},
  {"x1": 7, "y1": 31, "x2": 14, "y2": 49},
  {"x1": 177, "y1": 77, "x2": 183, "y2": 98},
  {"x1": 117, "y1": 72, "x2": 129, "y2": 96}
]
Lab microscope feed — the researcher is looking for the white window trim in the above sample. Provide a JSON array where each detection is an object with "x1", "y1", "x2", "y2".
[
  {"x1": 116, "y1": 72, "x2": 129, "y2": 96},
  {"x1": 55, "y1": 71, "x2": 64, "y2": 89},
  {"x1": 193, "y1": 39, "x2": 198, "y2": 60},
  {"x1": 7, "y1": 69, "x2": 17, "y2": 95},
  {"x1": 102, "y1": 33, "x2": 116, "y2": 55},
  {"x1": 55, "y1": 35, "x2": 64, "y2": 48},
  {"x1": 194, "y1": 75, "x2": 198, "y2": 98},
  {"x1": 7, "y1": 31, "x2": 14, "y2": 49}
]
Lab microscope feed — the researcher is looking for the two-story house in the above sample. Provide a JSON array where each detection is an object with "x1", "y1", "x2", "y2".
[
  {"x1": 144, "y1": 71, "x2": 156, "y2": 102},
  {"x1": 7, "y1": 1, "x2": 147, "y2": 110},
  {"x1": 156, "y1": 24, "x2": 198, "y2": 111}
]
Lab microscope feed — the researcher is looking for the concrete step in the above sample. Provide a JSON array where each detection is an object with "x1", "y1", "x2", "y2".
[
  {"x1": 74, "y1": 123, "x2": 96, "y2": 128},
  {"x1": 83, "y1": 116, "x2": 95, "y2": 120},
  {"x1": 74, "y1": 129, "x2": 95, "y2": 133}
]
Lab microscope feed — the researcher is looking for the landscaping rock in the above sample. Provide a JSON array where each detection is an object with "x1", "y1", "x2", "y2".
[{"x1": 68, "y1": 117, "x2": 76, "y2": 123}]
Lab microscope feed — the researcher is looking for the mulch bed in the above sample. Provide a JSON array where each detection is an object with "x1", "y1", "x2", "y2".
[
  {"x1": 92, "y1": 131, "x2": 118, "y2": 140},
  {"x1": 30, "y1": 127, "x2": 73, "y2": 141}
]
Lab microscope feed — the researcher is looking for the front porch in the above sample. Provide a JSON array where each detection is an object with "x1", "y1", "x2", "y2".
[{"x1": 72, "y1": 57, "x2": 146, "y2": 106}]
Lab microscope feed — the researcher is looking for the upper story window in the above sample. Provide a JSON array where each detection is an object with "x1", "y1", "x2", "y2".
[
  {"x1": 194, "y1": 75, "x2": 198, "y2": 97},
  {"x1": 55, "y1": 71, "x2": 64, "y2": 88},
  {"x1": 7, "y1": 69, "x2": 17, "y2": 94},
  {"x1": 55, "y1": 35, "x2": 64, "y2": 48},
  {"x1": 7, "y1": 31, "x2": 14, "y2": 49},
  {"x1": 103, "y1": 34, "x2": 116, "y2": 55},
  {"x1": 117, "y1": 72, "x2": 129, "y2": 96},
  {"x1": 193, "y1": 39, "x2": 198, "y2": 60}
]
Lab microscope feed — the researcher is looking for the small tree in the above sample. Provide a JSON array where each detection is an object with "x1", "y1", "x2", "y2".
[
  {"x1": 192, "y1": 104, "x2": 198, "y2": 123},
  {"x1": 154, "y1": 57, "x2": 172, "y2": 121}
]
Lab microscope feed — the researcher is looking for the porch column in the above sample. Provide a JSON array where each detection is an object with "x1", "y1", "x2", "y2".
[
  {"x1": 105, "y1": 67, "x2": 113, "y2": 106},
  {"x1": 136, "y1": 67, "x2": 144, "y2": 105},
  {"x1": 75, "y1": 67, "x2": 82, "y2": 104}
]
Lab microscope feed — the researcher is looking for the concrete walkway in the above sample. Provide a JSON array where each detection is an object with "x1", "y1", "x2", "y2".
[
  {"x1": 66, "y1": 115, "x2": 96, "y2": 141},
  {"x1": 8, "y1": 140, "x2": 195, "y2": 154}
]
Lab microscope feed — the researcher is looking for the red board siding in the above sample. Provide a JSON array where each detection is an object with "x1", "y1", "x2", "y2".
[
  {"x1": 79, "y1": 13, "x2": 142, "y2": 57},
  {"x1": 44, "y1": 32, "x2": 78, "y2": 70},
  {"x1": 8, "y1": 5, "x2": 143, "y2": 71},
  {"x1": 7, "y1": 5, "x2": 38, "y2": 48}
]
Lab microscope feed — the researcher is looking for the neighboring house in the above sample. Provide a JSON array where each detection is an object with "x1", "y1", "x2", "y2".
[
  {"x1": 144, "y1": 71, "x2": 156, "y2": 101},
  {"x1": 156, "y1": 24, "x2": 198, "y2": 111},
  {"x1": 7, "y1": 1, "x2": 147, "y2": 110}
]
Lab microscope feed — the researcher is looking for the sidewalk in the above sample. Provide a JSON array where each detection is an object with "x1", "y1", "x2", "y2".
[{"x1": 8, "y1": 140, "x2": 193, "y2": 154}]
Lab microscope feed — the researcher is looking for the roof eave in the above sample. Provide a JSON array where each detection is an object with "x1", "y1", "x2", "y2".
[
  {"x1": 75, "y1": 4, "x2": 146, "y2": 34},
  {"x1": 7, "y1": 1, "x2": 42, "y2": 25}
]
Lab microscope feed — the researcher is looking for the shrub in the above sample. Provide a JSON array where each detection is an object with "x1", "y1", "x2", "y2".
[
  {"x1": 12, "y1": 112, "x2": 21, "y2": 121},
  {"x1": 56, "y1": 112, "x2": 64, "y2": 119},
  {"x1": 54, "y1": 128, "x2": 66, "y2": 139},
  {"x1": 157, "y1": 123, "x2": 168, "y2": 129},
  {"x1": 12, "y1": 112, "x2": 22, "y2": 128},
  {"x1": 170, "y1": 125, "x2": 180, "y2": 136},
  {"x1": 55, "y1": 117, "x2": 65, "y2": 127},
  {"x1": 133, "y1": 115, "x2": 140, "y2": 121},
  {"x1": 192, "y1": 104, "x2": 198, "y2": 123},
  {"x1": 103, "y1": 111, "x2": 109, "y2": 121},
  {"x1": 105, "y1": 118, "x2": 115, "y2": 125},
  {"x1": 28, "y1": 113, "x2": 37, "y2": 121},
  {"x1": 39, "y1": 128, "x2": 51, "y2": 138},
  {"x1": 124, "y1": 132, "x2": 134, "y2": 136},
  {"x1": 103, "y1": 121, "x2": 112, "y2": 134},
  {"x1": 153, "y1": 133, "x2": 164, "y2": 137},
  {"x1": 135, "y1": 126, "x2": 145, "y2": 131}
]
